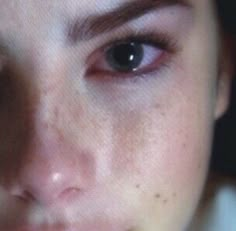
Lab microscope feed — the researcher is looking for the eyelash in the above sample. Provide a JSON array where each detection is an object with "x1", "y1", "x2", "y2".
[{"x1": 86, "y1": 32, "x2": 178, "y2": 83}]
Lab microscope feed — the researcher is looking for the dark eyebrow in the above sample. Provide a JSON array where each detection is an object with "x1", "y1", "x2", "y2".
[{"x1": 67, "y1": 0, "x2": 190, "y2": 43}]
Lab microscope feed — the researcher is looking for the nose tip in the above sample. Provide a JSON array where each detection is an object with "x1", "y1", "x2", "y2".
[
  {"x1": 3, "y1": 137, "x2": 94, "y2": 207},
  {"x1": 3, "y1": 121, "x2": 96, "y2": 207},
  {"x1": 11, "y1": 184, "x2": 82, "y2": 206},
  {"x1": 9, "y1": 170, "x2": 83, "y2": 207},
  {"x1": 1, "y1": 133, "x2": 96, "y2": 207}
]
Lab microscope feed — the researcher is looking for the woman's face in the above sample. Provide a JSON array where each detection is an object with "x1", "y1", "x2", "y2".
[{"x1": 0, "y1": 0, "x2": 232, "y2": 230}]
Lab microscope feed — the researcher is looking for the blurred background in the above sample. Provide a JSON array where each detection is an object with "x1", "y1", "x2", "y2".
[
  {"x1": 211, "y1": 78, "x2": 236, "y2": 177},
  {"x1": 210, "y1": 0, "x2": 236, "y2": 177}
]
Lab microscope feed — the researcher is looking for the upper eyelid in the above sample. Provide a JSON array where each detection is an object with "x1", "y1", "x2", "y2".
[
  {"x1": 108, "y1": 29, "x2": 176, "y2": 47},
  {"x1": 97, "y1": 31, "x2": 179, "y2": 55},
  {"x1": 67, "y1": 0, "x2": 192, "y2": 43},
  {"x1": 92, "y1": 6, "x2": 192, "y2": 56},
  {"x1": 104, "y1": 35, "x2": 160, "y2": 50}
]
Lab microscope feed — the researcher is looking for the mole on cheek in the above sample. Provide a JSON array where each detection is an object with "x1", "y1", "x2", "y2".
[
  {"x1": 154, "y1": 193, "x2": 161, "y2": 199},
  {"x1": 135, "y1": 184, "x2": 140, "y2": 189},
  {"x1": 154, "y1": 103, "x2": 161, "y2": 109},
  {"x1": 198, "y1": 162, "x2": 202, "y2": 170},
  {"x1": 160, "y1": 111, "x2": 166, "y2": 117},
  {"x1": 162, "y1": 199, "x2": 168, "y2": 204}
]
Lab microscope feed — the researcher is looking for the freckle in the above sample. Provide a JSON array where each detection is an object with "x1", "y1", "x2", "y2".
[
  {"x1": 173, "y1": 193, "x2": 176, "y2": 197},
  {"x1": 155, "y1": 193, "x2": 160, "y2": 199},
  {"x1": 135, "y1": 184, "x2": 140, "y2": 189},
  {"x1": 54, "y1": 107, "x2": 59, "y2": 118},
  {"x1": 163, "y1": 199, "x2": 168, "y2": 204},
  {"x1": 160, "y1": 111, "x2": 166, "y2": 116},
  {"x1": 43, "y1": 121, "x2": 50, "y2": 129},
  {"x1": 57, "y1": 128, "x2": 64, "y2": 142},
  {"x1": 126, "y1": 228, "x2": 136, "y2": 231},
  {"x1": 155, "y1": 103, "x2": 161, "y2": 109},
  {"x1": 198, "y1": 163, "x2": 201, "y2": 170},
  {"x1": 182, "y1": 143, "x2": 186, "y2": 148}
]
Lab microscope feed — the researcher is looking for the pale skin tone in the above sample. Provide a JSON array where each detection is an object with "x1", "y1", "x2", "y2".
[{"x1": 0, "y1": 0, "x2": 233, "y2": 230}]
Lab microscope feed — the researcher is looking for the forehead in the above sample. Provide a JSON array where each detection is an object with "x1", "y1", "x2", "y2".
[
  {"x1": 0, "y1": 0, "x2": 202, "y2": 34},
  {"x1": 0, "y1": 0, "x2": 214, "y2": 36},
  {"x1": 0, "y1": 0, "x2": 214, "y2": 52},
  {"x1": 0, "y1": 0, "x2": 193, "y2": 41},
  {"x1": 0, "y1": 0, "x2": 124, "y2": 19},
  {"x1": 0, "y1": 0, "x2": 197, "y2": 18}
]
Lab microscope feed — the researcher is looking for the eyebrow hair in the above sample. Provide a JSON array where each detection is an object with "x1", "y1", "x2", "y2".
[{"x1": 67, "y1": 0, "x2": 190, "y2": 43}]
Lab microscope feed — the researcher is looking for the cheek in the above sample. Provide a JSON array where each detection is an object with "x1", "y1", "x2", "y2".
[
  {"x1": 112, "y1": 79, "x2": 213, "y2": 188},
  {"x1": 108, "y1": 63, "x2": 216, "y2": 224},
  {"x1": 156, "y1": 106, "x2": 212, "y2": 192}
]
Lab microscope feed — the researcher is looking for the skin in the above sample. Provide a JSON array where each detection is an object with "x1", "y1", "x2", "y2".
[{"x1": 0, "y1": 0, "x2": 233, "y2": 230}]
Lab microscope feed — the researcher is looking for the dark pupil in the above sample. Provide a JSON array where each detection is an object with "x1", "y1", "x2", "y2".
[{"x1": 106, "y1": 42, "x2": 144, "y2": 72}]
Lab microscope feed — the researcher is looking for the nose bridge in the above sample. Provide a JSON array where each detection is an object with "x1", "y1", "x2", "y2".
[
  {"x1": 15, "y1": 140, "x2": 80, "y2": 205},
  {"x1": 26, "y1": 41, "x2": 67, "y2": 129},
  {"x1": 24, "y1": 43, "x2": 72, "y2": 155},
  {"x1": 30, "y1": 39, "x2": 65, "y2": 90},
  {"x1": 0, "y1": 10, "x2": 103, "y2": 208},
  {"x1": 1, "y1": 44, "x2": 96, "y2": 206},
  {"x1": 13, "y1": 38, "x2": 65, "y2": 111}
]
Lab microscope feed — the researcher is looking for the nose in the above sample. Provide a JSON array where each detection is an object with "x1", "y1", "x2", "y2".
[
  {"x1": 0, "y1": 66, "x2": 96, "y2": 208},
  {"x1": 4, "y1": 122, "x2": 96, "y2": 207}
]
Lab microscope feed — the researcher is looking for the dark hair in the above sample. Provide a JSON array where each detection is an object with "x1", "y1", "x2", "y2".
[{"x1": 215, "y1": 0, "x2": 236, "y2": 36}]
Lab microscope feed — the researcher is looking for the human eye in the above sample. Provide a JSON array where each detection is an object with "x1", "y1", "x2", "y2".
[{"x1": 86, "y1": 32, "x2": 178, "y2": 83}]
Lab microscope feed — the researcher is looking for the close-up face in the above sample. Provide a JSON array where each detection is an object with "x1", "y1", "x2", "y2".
[{"x1": 0, "y1": 0, "x2": 233, "y2": 230}]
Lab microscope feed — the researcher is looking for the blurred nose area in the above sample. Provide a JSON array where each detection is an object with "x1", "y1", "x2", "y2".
[
  {"x1": 11, "y1": 126, "x2": 94, "y2": 207},
  {"x1": 0, "y1": 44, "x2": 96, "y2": 208}
]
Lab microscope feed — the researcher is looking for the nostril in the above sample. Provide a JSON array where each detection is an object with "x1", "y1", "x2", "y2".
[
  {"x1": 12, "y1": 190, "x2": 36, "y2": 203},
  {"x1": 58, "y1": 187, "x2": 82, "y2": 202},
  {"x1": 21, "y1": 190, "x2": 36, "y2": 202}
]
